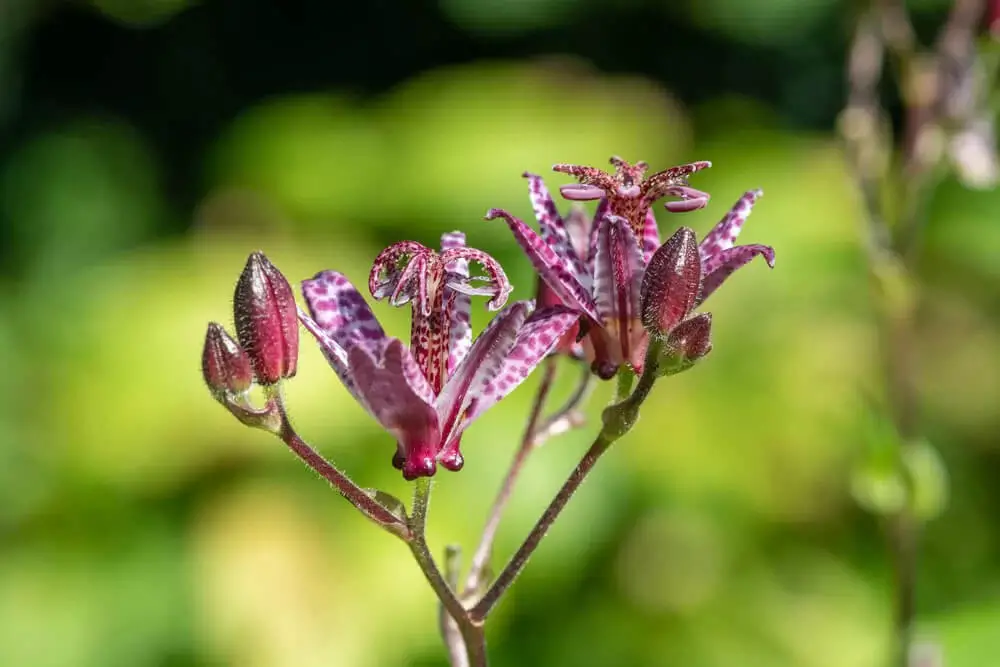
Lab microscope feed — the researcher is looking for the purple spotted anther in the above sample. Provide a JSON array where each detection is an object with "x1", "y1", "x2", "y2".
[
  {"x1": 234, "y1": 251, "x2": 300, "y2": 385},
  {"x1": 298, "y1": 232, "x2": 579, "y2": 480},
  {"x1": 488, "y1": 158, "x2": 775, "y2": 379}
]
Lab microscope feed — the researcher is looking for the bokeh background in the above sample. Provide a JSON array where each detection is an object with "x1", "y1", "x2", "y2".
[{"x1": 1, "y1": 0, "x2": 998, "y2": 666}]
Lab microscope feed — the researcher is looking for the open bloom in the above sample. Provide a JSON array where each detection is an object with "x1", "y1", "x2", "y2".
[
  {"x1": 298, "y1": 232, "x2": 578, "y2": 480},
  {"x1": 487, "y1": 157, "x2": 775, "y2": 378}
]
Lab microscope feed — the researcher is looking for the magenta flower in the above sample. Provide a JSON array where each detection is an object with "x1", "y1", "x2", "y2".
[
  {"x1": 298, "y1": 232, "x2": 579, "y2": 480},
  {"x1": 487, "y1": 158, "x2": 775, "y2": 379}
]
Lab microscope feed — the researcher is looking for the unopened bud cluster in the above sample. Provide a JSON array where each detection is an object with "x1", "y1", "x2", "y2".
[{"x1": 201, "y1": 252, "x2": 299, "y2": 428}]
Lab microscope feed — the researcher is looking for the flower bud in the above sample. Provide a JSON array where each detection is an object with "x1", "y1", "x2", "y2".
[
  {"x1": 640, "y1": 227, "x2": 702, "y2": 336},
  {"x1": 650, "y1": 313, "x2": 713, "y2": 377},
  {"x1": 202, "y1": 322, "x2": 253, "y2": 399},
  {"x1": 234, "y1": 251, "x2": 299, "y2": 385}
]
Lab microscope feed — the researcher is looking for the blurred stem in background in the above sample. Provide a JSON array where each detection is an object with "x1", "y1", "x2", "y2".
[{"x1": 841, "y1": 0, "x2": 991, "y2": 665}]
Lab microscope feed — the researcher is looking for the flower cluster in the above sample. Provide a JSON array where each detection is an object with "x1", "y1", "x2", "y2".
[
  {"x1": 202, "y1": 156, "x2": 774, "y2": 479},
  {"x1": 487, "y1": 157, "x2": 775, "y2": 379}
]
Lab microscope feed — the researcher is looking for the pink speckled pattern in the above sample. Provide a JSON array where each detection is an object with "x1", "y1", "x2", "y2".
[
  {"x1": 697, "y1": 190, "x2": 775, "y2": 305},
  {"x1": 593, "y1": 215, "x2": 645, "y2": 368},
  {"x1": 369, "y1": 240, "x2": 429, "y2": 307},
  {"x1": 438, "y1": 245, "x2": 512, "y2": 312},
  {"x1": 555, "y1": 157, "x2": 712, "y2": 237},
  {"x1": 466, "y1": 305, "x2": 579, "y2": 422},
  {"x1": 435, "y1": 302, "x2": 530, "y2": 446},
  {"x1": 524, "y1": 172, "x2": 588, "y2": 282},
  {"x1": 300, "y1": 270, "x2": 389, "y2": 403},
  {"x1": 348, "y1": 339, "x2": 441, "y2": 480},
  {"x1": 440, "y1": 231, "x2": 472, "y2": 375},
  {"x1": 485, "y1": 208, "x2": 600, "y2": 323}
]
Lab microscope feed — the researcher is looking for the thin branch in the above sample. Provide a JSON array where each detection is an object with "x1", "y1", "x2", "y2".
[
  {"x1": 463, "y1": 358, "x2": 558, "y2": 595},
  {"x1": 440, "y1": 546, "x2": 469, "y2": 667},
  {"x1": 271, "y1": 394, "x2": 410, "y2": 537},
  {"x1": 407, "y1": 479, "x2": 489, "y2": 667},
  {"x1": 469, "y1": 432, "x2": 612, "y2": 622}
]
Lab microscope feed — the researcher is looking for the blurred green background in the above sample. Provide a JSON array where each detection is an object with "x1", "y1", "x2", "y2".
[{"x1": 1, "y1": 0, "x2": 998, "y2": 666}]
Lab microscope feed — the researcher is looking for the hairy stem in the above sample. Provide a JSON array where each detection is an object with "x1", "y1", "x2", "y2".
[
  {"x1": 271, "y1": 392, "x2": 409, "y2": 536},
  {"x1": 464, "y1": 358, "x2": 558, "y2": 595},
  {"x1": 470, "y1": 432, "x2": 613, "y2": 622},
  {"x1": 408, "y1": 479, "x2": 489, "y2": 667}
]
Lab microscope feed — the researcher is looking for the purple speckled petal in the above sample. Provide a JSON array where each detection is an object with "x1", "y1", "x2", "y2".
[
  {"x1": 440, "y1": 231, "x2": 472, "y2": 375},
  {"x1": 593, "y1": 215, "x2": 645, "y2": 365},
  {"x1": 485, "y1": 208, "x2": 600, "y2": 322},
  {"x1": 435, "y1": 302, "x2": 531, "y2": 447},
  {"x1": 348, "y1": 338, "x2": 442, "y2": 480},
  {"x1": 301, "y1": 270, "x2": 388, "y2": 352},
  {"x1": 699, "y1": 189, "x2": 763, "y2": 262},
  {"x1": 297, "y1": 307, "x2": 367, "y2": 408},
  {"x1": 640, "y1": 208, "x2": 660, "y2": 263},
  {"x1": 525, "y1": 173, "x2": 588, "y2": 282},
  {"x1": 699, "y1": 243, "x2": 775, "y2": 305},
  {"x1": 465, "y1": 305, "x2": 579, "y2": 423}
]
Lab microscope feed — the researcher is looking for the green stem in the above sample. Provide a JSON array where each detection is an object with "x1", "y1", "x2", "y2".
[{"x1": 408, "y1": 479, "x2": 489, "y2": 667}]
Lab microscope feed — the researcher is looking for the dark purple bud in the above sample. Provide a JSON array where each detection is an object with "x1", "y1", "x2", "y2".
[
  {"x1": 640, "y1": 227, "x2": 702, "y2": 336},
  {"x1": 201, "y1": 322, "x2": 253, "y2": 398},
  {"x1": 234, "y1": 251, "x2": 299, "y2": 385},
  {"x1": 666, "y1": 313, "x2": 713, "y2": 363},
  {"x1": 647, "y1": 313, "x2": 713, "y2": 378}
]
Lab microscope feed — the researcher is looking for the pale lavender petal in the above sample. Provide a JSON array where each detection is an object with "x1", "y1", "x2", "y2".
[
  {"x1": 640, "y1": 208, "x2": 660, "y2": 263},
  {"x1": 587, "y1": 198, "x2": 609, "y2": 266},
  {"x1": 464, "y1": 305, "x2": 579, "y2": 422},
  {"x1": 525, "y1": 173, "x2": 588, "y2": 281},
  {"x1": 593, "y1": 215, "x2": 645, "y2": 365},
  {"x1": 699, "y1": 244, "x2": 776, "y2": 305},
  {"x1": 348, "y1": 339, "x2": 442, "y2": 480},
  {"x1": 435, "y1": 302, "x2": 531, "y2": 446},
  {"x1": 699, "y1": 189, "x2": 762, "y2": 262},
  {"x1": 440, "y1": 231, "x2": 472, "y2": 375},
  {"x1": 560, "y1": 184, "x2": 606, "y2": 200},
  {"x1": 485, "y1": 208, "x2": 600, "y2": 322}
]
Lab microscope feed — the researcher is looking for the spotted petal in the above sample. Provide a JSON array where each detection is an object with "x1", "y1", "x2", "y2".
[
  {"x1": 348, "y1": 338, "x2": 442, "y2": 480},
  {"x1": 300, "y1": 270, "x2": 389, "y2": 399},
  {"x1": 525, "y1": 172, "x2": 588, "y2": 281},
  {"x1": 699, "y1": 244, "x2": 776, "y2": 305},
  {"x1": 593, "y1": 214, "x2": 645, "y2": 366},
  {"x1": 464, "y1": 305, "x2": 579, "y2": 422},
  {"x1": 485, "y1": 208, "x2": 600, "y2": 322},
  {"x1": 440, "y1": 231, "x2": 472, "y2": 375},
  {"x1": 435, "y1": 301, "x2": 531, "y2": 447},
  {"x1": 699, "y1": 189, "x2": 762, "y2": 261}
]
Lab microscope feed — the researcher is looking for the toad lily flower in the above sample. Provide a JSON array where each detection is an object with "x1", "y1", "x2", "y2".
[
  {"x1": 487, "y1": 159, "x2": 775, "y2": 379},
  {"x1": 298, "y1": 232, "x2": 579, "y2": 480}
]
